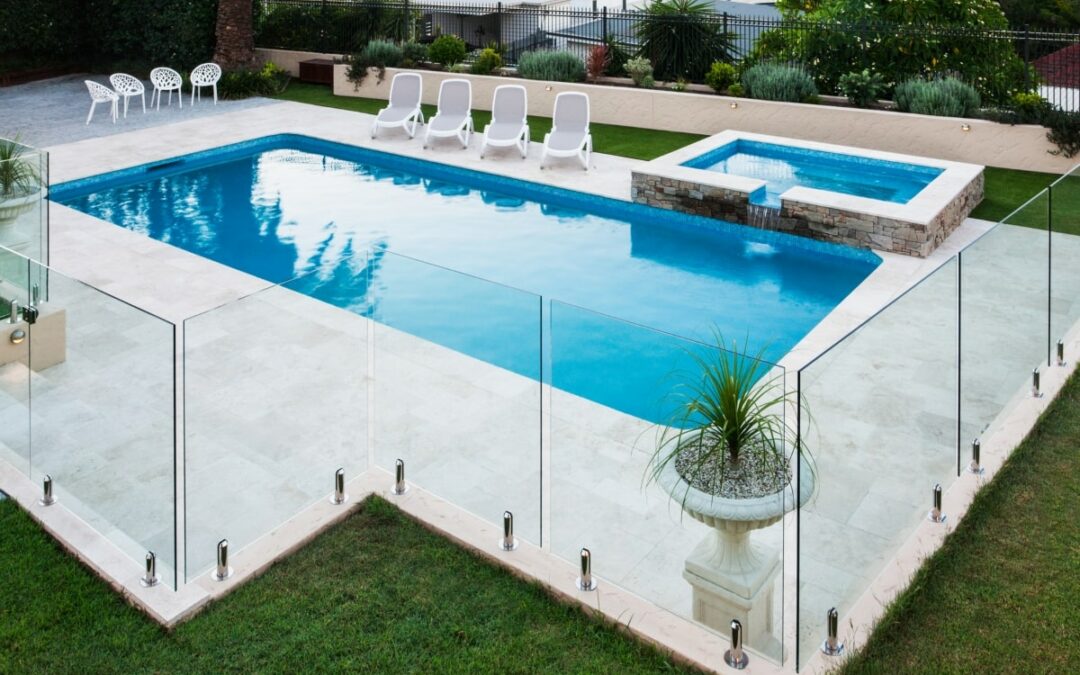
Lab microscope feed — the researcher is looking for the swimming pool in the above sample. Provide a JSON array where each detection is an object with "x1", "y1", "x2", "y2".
[
  {"x1": 54, "y1": 134, "x2": 880, "y2": 421},
  {"x1": 682, "y1": 139, "x2": 944, "y2": 209}
]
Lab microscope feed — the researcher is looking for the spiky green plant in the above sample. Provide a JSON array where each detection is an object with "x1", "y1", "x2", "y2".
[
  {"x1": 646, "y1": 333, "x2": 804, "y2": 502},
  {"x1": 636, "y1": 0, "x2": 737, "y2": 82},
  {"x1": 0, "y1": 136, "x2": 40, "y2": 199}
]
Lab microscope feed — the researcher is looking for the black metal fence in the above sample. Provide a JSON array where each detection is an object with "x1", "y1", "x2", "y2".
[{"x1": 257, "y1": 0, "x2": 1080, "y2": 109}]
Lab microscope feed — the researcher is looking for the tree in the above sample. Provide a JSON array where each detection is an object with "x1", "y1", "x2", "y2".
[
  {"x1": 754, "y1": 0, "x2": 1031, "y2": 104},
  {"x1": 214, "y1": 0, "x2": 256, "y2": 69},
  {"x1": 636, "y1": 0, "x2": 737, "y2": 82},
  {"x1": 998, "y1": 0, "x2": 1080, "y2": 31}
]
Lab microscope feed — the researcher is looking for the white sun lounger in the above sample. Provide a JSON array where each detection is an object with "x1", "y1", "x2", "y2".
[
  {"x1": 541, "y1": 92, "x2": 592, "y2": 171},
  {"x1": 424, "y1": 79, "x2": 473, "y2": 149},
  {"x1": 480, "y1": 85, "x2": 530, "y2": 159},
  {"x1": 371, "y1": 72, "x2": 424, "y2": 139}
]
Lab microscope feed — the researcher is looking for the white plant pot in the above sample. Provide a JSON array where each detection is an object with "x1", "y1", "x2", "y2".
[
  {"x1": 0, "y1": 191, "x2": 41, "y2": 227},
  {"x1": 656, "y1": 452, "x2": 815, "y2": 653}
]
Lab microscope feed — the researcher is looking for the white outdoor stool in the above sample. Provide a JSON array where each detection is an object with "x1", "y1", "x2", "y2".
[{"x1": 84, "y1": 80, "x2": 119, "y2": 124}]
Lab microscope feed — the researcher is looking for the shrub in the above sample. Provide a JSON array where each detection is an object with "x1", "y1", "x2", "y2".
[
  {"x1": 757, "y1": 0, "x2": 1028, "y2": 105},
  {"x1": 347, "y1": 39, "x2": 403, "y2": 86},
  {"x1": 256, "y1": 1, "x2": 408, "y2": 54},
  {"x1": 636, "y1": 0, "x2": 736, "y2": 81},
  {"x1": 671, "y1": 78, "x2": 689, "y2": 92},
  {"x1": 587, "y1": 44, "x2": 610, "y2": 82},
  {"x1": 742, "y1": 63, "x2": 817, "y2": 103},
  {"x1": 838, "y1": 69, "x2": 886, "y2": 108},
  {"x1": 401, "y1": 41, "x2": 428, "y2": 67},
  {"x1": 704, "y1": 61, "x2": 737, "y2": 93},
  {"x1": 1011, "y1": 92, "x2": 1054, "y2": 125},
  {"x1": 516, "y1": 50, "x2": 585, "y2": 82},
  {"x1": 603, "y1": 38, "x2": 630, "y2": 77},
  {"x1": 895, "y1": 77, "x2": 981, "y2": 118},
  {"x1": 728, "y1": 82, "x2": 745, "y2": 97},
  {"x1": 428, "y1": 34, "x2": 467, "y2": 67},
  {"x1": 1047, "y1": 111, "x2": 1080, "y2": 158},
  {"x1": 625, "y1": 56, "x2": 655, "y2": 88},
  {"x1": 470, "y1": 47, "x2": 502, "y2": 75},
  {"x1": 219, "y1": 62, "x2": 290, "y2": 100}
]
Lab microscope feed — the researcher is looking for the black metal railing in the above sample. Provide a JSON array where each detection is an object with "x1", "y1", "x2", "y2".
[{"x1": 256, "y1": 0, "x2": 1080, "y2": 109}]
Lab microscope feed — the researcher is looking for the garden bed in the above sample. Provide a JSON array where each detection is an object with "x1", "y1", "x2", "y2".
[{"x1": 256, "y1": 50, "x2": 1072, "y2": 174}]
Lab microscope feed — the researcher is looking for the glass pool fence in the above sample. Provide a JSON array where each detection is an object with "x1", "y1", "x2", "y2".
[
  {"x1": 0, "y1": 163, "x2": 1077, "y2": 671},
  {"x1": 795, "y1": 166, "x2": 1080, "y2": 668}
]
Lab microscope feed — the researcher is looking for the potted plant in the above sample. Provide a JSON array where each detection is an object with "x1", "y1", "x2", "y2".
[
  {"x1": 0, "y1": 136, "x2": 42, "y2": 227},
  {"x1": 646, "y1": 333, "x2": 813, "y2": 649}
]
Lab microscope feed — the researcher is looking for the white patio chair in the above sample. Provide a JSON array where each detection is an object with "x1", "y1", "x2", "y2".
[
  {"x1": 423, "y1": 79, "x2": 473, "y2": 149},
  {"x1": 480, "y1": 85, "x2": 530, "y2": 159},
  {"x1": 541, "y1": 92, "x2": 592, "y2": 171},
  {"x1": 371, "y1": 72, "x2": 424, "y2": 139},
  {"x1": 108, "y1": 73, "x2": 146, "y2": 118},
  {"x1": 84, "y1": 81, "x2": 119, "y2": 125},
  {"x1": 149, "y1": 67, "x2": 183, "y2": 110},
  {"x1": 190, "y1": 63, "x2": 222, "y2": 105}
]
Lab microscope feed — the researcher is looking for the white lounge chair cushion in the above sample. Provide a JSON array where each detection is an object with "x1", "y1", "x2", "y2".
[
  {"x1": 546, "y1": 129, "x2": 588, "y2": 152},
  {"x1": 377, "y1": 105, "x2": 419, "y2": 124}
]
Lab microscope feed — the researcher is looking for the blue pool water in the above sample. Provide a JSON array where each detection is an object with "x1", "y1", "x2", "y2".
[
  {"x1": 683, "y1": 139, "x2": 943, "y2": 209},
  {"x1": 54, "y1": 134, "x2": 879, "y2": 422}
]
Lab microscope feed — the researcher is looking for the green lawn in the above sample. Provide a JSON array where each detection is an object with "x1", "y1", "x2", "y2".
[
  {"x1": 275, "y1": 83, "x2": 1078, "y2": 232},
  {"x1": 838, "y1": 372, "x2": 1080, "y2": 674},
  {"x1": 0, "y1": 495, "x2": 697, "y2": 673}
]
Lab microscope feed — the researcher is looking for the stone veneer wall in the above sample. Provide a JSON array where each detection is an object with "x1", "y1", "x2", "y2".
[
  {"x1": 630, "y1": 171, "x2": 752, "y2": 225},
  {"x1": 631, "y1": 170, "x2": 985, "y2": 258}
]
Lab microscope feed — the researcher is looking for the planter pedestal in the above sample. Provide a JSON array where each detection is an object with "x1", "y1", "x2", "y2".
[{"x1": 682, "y1": 525, "x2": 780, "y2": 654}]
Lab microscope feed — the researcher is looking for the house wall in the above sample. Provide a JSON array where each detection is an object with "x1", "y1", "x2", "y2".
[{"x1": 255, "y1": 50, "x2": 1075, "y2": 174}]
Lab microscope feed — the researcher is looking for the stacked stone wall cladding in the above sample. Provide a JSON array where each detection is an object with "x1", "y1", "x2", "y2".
[
  {"x1": 631, "y1": 170, "x2": 985, "y2": 258},
  {"x1": 631, "y1": 172, "x2": 751, "y2": 225}
]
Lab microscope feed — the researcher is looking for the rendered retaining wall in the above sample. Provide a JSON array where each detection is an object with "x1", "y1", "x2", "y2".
[{"x1": 257, "y1": 49, "x2": 1069, "y2": 175}]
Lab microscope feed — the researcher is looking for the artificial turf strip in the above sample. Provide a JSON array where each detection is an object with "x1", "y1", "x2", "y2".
[
  {"x1": 0, "y1": 495, "x2": 698, "y2": 674},
  {"x1": 273, "y1": 81, "x2": 707, "y2": 161},
  {"x1": 837, "y1": 372, "x2": 1080, "y2": 674}
]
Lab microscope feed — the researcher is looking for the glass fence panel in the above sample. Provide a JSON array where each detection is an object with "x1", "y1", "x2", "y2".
[
  {"x1": 1050, "y1": 172, "x2": 1080, "y2": 355},
  {"x1": 27, "y1": 261, "x2": 177, "y2": 588},
  {"x1": 797, "y1": 257, "x2": 958, "y2": 668},
  {"x1": 184, "y1": 258, "x2": 369, "y2": 580},
  {"x1": 371, "y1": 251, "x2": 542, "y2": 545},
  {"x1": 0, "y1": 252, "x2": 30, "y2": 474},
  {"x1": 550, "y1": 300, "x2": 788, "y2": 664},
  {"x1": 960, "y1": 195, "x2": 1050, "y2": 446},
  {"x1": 0, "y1": 146, "x2": 48, "y2": 269}
]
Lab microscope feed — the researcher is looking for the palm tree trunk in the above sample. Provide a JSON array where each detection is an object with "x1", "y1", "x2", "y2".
[{"x1": 214, "y1": 0, "x2": 256, "y2": 70}]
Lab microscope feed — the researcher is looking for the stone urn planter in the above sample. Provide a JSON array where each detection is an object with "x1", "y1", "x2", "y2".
[
  {"x1": 644, "y1": 332, "x2": 814, "y2": 659},
  {"x1": 657, "y1": 455, "x2": 814, "y2": 653},
  {"x1": 0, "y1": 190, "x2": 41, "y2": 227}
]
